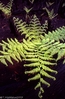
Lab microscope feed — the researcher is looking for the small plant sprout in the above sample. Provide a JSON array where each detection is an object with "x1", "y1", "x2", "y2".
[
  {"x1": 46, "y1": 2, "x2": 54, "y2": 7},
  {"x1": 24, "y1": 6, "x2": 32, "y2": 21},
  {"x1": 42, "y1": 7, "x2": 58, "y2": 20}
]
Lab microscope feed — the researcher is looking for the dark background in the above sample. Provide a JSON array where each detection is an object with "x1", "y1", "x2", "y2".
[{"x1": 0, "y1": 0, "x2": 65, "y2": 99}]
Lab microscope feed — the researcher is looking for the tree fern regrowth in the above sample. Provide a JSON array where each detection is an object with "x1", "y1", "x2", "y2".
[{"x1": 0, "y1": 15, "x2": 65, "y2": 98}]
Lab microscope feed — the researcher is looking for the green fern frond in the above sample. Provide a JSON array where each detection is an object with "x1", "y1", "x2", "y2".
[
  {"x1": 0, "y1": 38, "x2": 25, "y2": 66},
  {"x1": 57, "y1": 43, "x2": 65, "y2": 61},
  {"x1": 12, "y1": 15, "x2": 65, "y2": 98},
  {"x1": 27, "y1": 15, "x2": 45, "y2": 40},
  {"x1": 41, "y1": 20, "x2": 48, "y2": 33},
  {"x1": 13, "y1": 17, "x2": 29, "y2": 36},
  {"x1": 44, "y1": 26, "x2": 65, "y2": 41},
  {"x1": 24, "y1": 38, "x2": 59, "y2": 98},
  {"x1": 0, "y1": 14, "x2": 65, "y2": 99},
  {"x1": 13, "y1": 15, "x2": 48, "y2": 41},
  {"x1": 23, "y1": 38, "x2": 65, "y2": 98},
  {"x1": 0, "y1": 0, "x2": 13, "y2": 18}
]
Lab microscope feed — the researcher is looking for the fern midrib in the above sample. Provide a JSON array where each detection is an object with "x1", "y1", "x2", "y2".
[{"x1": 36, "y1": 47, "x2": 43, "y2": 98}]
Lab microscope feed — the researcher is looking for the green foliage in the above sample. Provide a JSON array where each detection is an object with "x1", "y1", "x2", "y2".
[
  {"x1": 44, "y1": 26, "x2": 65, "y2": 41},
  {"x1": 13, "y1": 15, "x2": 48, "y2": 40},
  {"x1": 0, "y1": 0, "x2": 13, "y2": 18},
  {"x1": 29, "y1": 0, "x2": 34, "y2": 4},
  {"x1": 43, "y1": 2, "x2": 58, "y2": 20},
  {"x1": 24, "y1": 6, "x2": 32, "y2": 14},
  {"x1": 46, "y1": 2, "x2": 54, "y2": 7},
  {"x1": 24, "y1": 6, "x2": 32, "y2": 21},
  {"x1": 24, "y1": 38, "x2": 58, "y2": 99},
  {"x1": 0, "y1": 15, "x2": 65, "y2": 98},
  {"x1": 0, "y1": 38, "x2": 25, "y2": 66},
  {"x1": 43, "y1": 7, "x2": 58, "y2": 20}
]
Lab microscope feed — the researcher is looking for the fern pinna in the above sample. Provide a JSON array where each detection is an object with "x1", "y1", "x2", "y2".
[{"x1": 0, "y1": 15, "x2": 65, "y2": 98}]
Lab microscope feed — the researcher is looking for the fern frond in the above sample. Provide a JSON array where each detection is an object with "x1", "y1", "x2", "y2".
[
  {"x1": 23, "y1": 38, "x2": 59, "y2": 98},
  {"x1": 13, "y1": 17, "x2": 29, "y2": 36},
  {"x1": 41, "y1": 20, "x2": 48, "y2": 33},
  {"x1": 13, "y1": 15, "x2": 48, "y2": 41},
  {"x1": 0, "y1": 14, "x2": 65, "y2": 99},
  {"x1": 23, "y1": 37, "x2": 65, "y2": 98},
  {"x1": 0, "y1": 38, "x2": 25, "y2": 66},
  {"x1": 56, "y1": 43, "x2": 65, "y2": 61},
  {"x1": 13, "y1": 15, "x2": 65, "y2": 98},
  {"x1": 44, "y1": 26, "x2": 65, "y2": 41},
  {"x1": 0, "y1": 0, "x2": 13, "y2": 18},
  {"x1": 27, "y1": 15, "x2": 44, "y2": 40}
]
